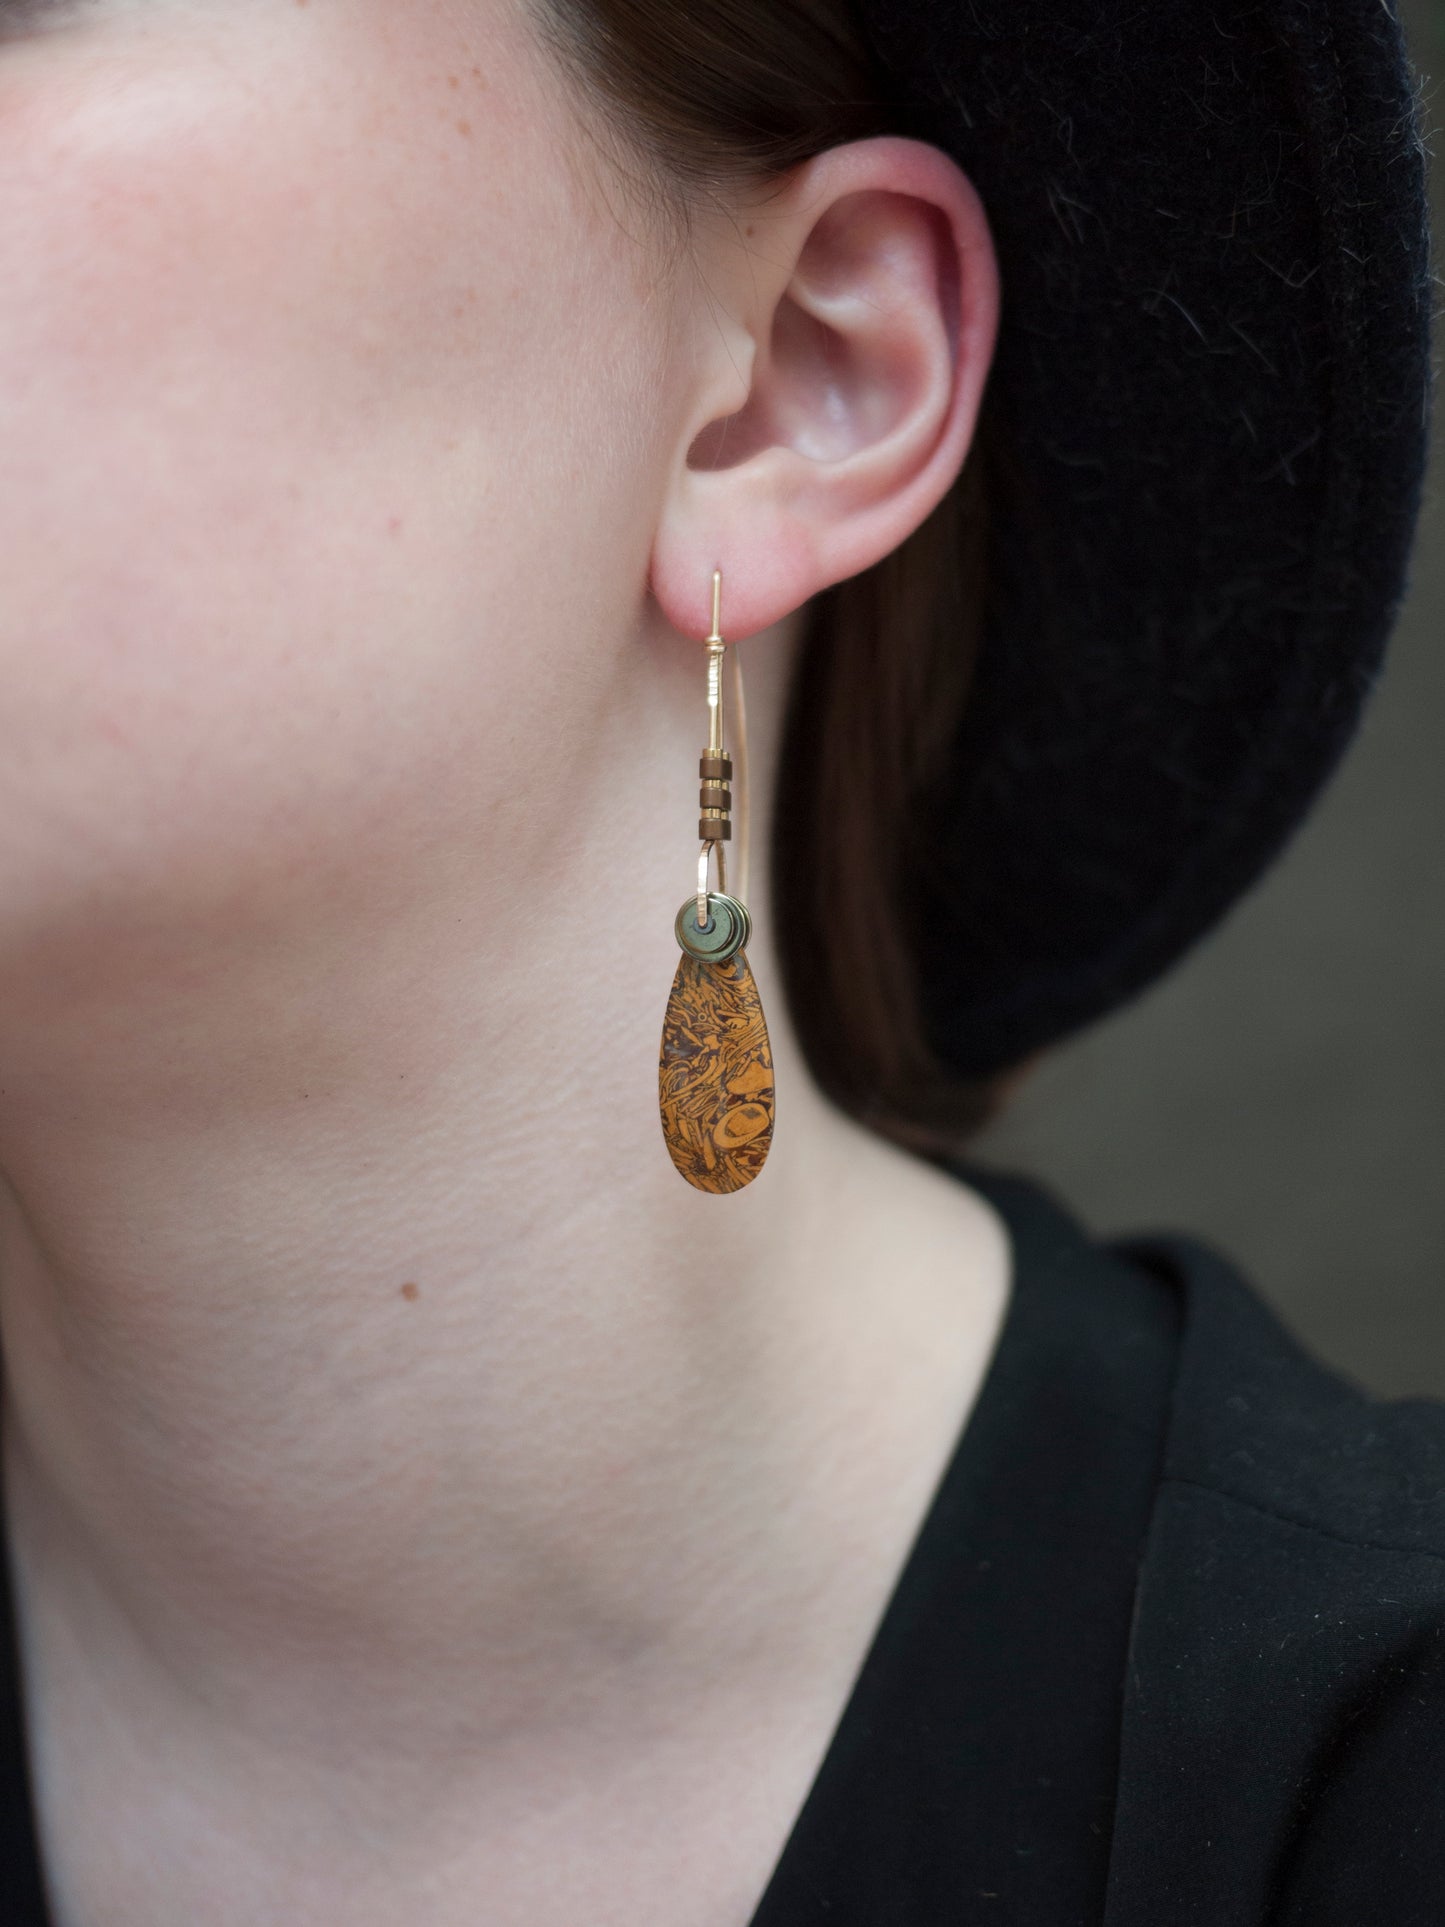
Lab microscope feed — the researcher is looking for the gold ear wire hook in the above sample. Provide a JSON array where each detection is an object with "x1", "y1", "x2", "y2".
[{"x1": 696, "y1": 568, "x2": 749, "y2": 927}]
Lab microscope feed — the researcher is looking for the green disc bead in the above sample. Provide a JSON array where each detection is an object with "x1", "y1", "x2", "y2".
[{"x1": 674, "y1": 892, "x2": 752, "y2": 964}]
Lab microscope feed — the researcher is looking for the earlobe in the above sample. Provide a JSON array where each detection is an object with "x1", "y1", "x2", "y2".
[{"x1": 651, "y1": 135, "x2": 999, "y2": 644}]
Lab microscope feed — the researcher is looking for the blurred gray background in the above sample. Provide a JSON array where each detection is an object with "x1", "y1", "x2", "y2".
[{"x1": 972, "y1": 0, "x2": 1445, "y2": 1397}]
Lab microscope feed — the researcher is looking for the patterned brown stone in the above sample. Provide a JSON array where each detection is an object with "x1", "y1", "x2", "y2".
[{"x1": 658, "y1": 949, "x2": 774, "y2": 1193}]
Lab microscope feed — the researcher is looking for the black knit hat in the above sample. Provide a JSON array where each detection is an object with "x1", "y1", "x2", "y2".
[{"x1": 851, "y1": 0, "x2": 1434, "y2": 1077}]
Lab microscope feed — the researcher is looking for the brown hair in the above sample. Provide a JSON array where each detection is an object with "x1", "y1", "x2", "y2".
[{"x1": 530, "y1": 0, "x2": 1015, "y2": 1155}]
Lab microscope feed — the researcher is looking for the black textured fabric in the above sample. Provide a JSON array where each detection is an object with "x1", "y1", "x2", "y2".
[
  {"x1": 844, "y1": 0, "x2": 1434, "y2": 1076},
  {"x1": 0, "y1": 1552, "x2": 43, "y2": 1924},
  {"x1": 4, "y1": 1168, "x2": 1445, "y2": 1921}
]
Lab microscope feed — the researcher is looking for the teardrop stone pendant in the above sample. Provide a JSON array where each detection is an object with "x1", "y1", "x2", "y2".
[{"x1": 659, "y1": 943, "x2": 774, "y2": 1194}]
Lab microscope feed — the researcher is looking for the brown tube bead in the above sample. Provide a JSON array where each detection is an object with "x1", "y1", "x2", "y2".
[
  {"x1": 700, "y1": 754, "x2": 733, "y2": 780},
  {"x1": 699, "y1": 817, "x2": 732, "y2": 840},
  {"x1": 699, "y1": 785, "x2": 732, "y2": 810}
]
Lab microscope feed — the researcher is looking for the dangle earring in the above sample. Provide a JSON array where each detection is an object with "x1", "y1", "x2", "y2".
[{"x1": 658, "y1": 570, "x2": 775, "y2": 1193}]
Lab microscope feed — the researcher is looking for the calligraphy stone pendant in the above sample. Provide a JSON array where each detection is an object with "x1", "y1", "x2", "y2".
[{"x1": 659, "y1": 892, "x2": 774, "y2": 1194}]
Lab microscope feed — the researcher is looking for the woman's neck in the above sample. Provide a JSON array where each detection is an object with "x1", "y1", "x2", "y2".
[{"x1": 0, "y1": 638, "x2": 1010, "y2": 1918}]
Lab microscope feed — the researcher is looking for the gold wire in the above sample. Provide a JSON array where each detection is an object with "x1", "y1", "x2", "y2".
[
  {"x1": 728, "y1": 639, "x2": 749, "y2": 914},
  {"x1": 695, "y1": 567, "x2": 747, "y2": 931}
]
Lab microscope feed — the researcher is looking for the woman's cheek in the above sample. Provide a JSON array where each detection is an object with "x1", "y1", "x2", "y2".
[{"x1": 0, "y1": 0, "x2": 665, "y2": 946}]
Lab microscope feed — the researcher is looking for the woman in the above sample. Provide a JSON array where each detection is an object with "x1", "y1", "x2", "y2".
[{"x1": 0, "y1": 0, "x2": 1435, "y2": 1921}]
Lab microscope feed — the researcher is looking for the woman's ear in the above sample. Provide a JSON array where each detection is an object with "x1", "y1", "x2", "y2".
[{"x1": 650, "y1": 135, "x2": 999, "y2": 643}]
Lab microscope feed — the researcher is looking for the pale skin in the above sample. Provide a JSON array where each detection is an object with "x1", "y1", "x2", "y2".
[{"x1": 0, "y1": 1, "x2": 1008, "y2": 1921}]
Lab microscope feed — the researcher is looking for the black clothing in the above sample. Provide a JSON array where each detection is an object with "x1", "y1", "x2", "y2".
[{"x1": 3, "y1": 1163, "x2": 1445, "y2": 1921}]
